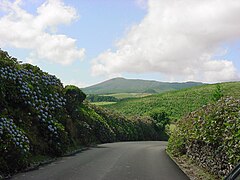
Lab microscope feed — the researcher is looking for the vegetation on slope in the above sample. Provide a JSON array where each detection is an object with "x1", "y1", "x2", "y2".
[
  {"x1": 103, "y1": 79, "x2": 240, "y2": 178},
  {"x1": 82, "y1": 77, "x2": 203, "y2": 94},
  {"x1": 91, "y1": 102, "x2": 117, "y2": 106},
  {"x1": 103, "y1": 93, "x2": 152, "y2": 100},
  {"x1": 89, "y1": 104, "x2": 163, "y2": 141},
  {"x1": 104, "y1": 82, "x2": 240, "y2": 120},
  {"x1": 167, "y1": 97, "x2": 240, "y2": 178},
  {"x1": 86, "y1": 94, "x2": 119, "y2": 102},
  {"x1": 0, "y1": 50, "x2": 166, "y2": 177}
]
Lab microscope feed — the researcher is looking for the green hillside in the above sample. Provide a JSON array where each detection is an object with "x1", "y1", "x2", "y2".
[
  {"x1": 104, "y1": 82, "x2": 240, "y2": 120},
  {"x1": 102, "y1": 80, "x2": 240, "y2": 178},
  {"x1": 82, "y1": 77, "x2": 203, "y2": 94}
]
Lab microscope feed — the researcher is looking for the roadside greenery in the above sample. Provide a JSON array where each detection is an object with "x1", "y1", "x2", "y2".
[
  {"x1": 104, "y1": 78, "x2": 240, "y2": 178},
  {"x1": 0, "y1": 50, "x2": 166, "y2": 177},
  {"x1": 1, "y1": 49, "x2": 239, "y2": 179},
  {"x1": 167, "y1": 97, "x2": 240, "y2": 178},
  {"x1": 90, "y1": 104, "x2": 163, "y2": 141}
]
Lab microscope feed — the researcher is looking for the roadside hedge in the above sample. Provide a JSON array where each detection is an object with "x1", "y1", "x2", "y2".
[
  {"x1": 168, "y1": 97, "x2": 240, "y2": 178},
  {"x1": 0, "y1": 49, "x2": 167, "y2": 177},
  {"x1": 90, "y1": 104, "x2": 161, "y2": 141}
]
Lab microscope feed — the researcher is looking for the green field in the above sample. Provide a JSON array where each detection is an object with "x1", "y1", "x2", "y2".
[
  {"x1": 91, "y1": 101, "x2": 117, "y2": 106},
  {"x1": 103, "y1": 93, "x2": 152, "y2": 99},
  {"x1": 104, "y1": 82, "x2": 240, "y2": 120}
]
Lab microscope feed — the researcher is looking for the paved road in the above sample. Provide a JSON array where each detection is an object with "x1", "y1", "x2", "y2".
[{"x1": 12, "y1": 141, "x2": 189, "y2": 180}]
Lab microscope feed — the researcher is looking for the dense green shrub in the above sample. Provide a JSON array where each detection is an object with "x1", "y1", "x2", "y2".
[
  {"x1": 78, "y1": 104, "x2": 116, "y2": 143},
  {"x1": 131, "y1": 116, "x2": 160, "y2": 141},
  {"x1": 212, "y1": 84, "x2": 223, "y2": 101},
  {"x1": 148, "y1": 109, "x2": 170, "y2": 140},
  {"x1": 0, "y1": 49, "x2": 18, "y2": 67},
  {"x1": 168, "y1": 97, "x2": 240, "y2": 177},
  {"x1": 0, "y1": 50, "x2": 69, "y2": 175},
  {"x1": 91, "y1": 104, "x2": 136, "y2": 141},
  {"x1": 0, "y1": 117, "x2": 30, "y2": 173},
  {"x1": 64, "y1": 85, "x2": 86, "y2": 113},
  {"x1": 91, "y1": 104, "x2": 162, "y2": 141}
]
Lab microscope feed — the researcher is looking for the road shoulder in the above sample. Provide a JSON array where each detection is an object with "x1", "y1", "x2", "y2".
[{"x1": 166, "y1": 151, "x2": 219, "y2": 180}]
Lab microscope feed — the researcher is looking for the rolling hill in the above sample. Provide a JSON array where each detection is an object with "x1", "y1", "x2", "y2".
[
  {"x1": 104, "y1": 82, "x2": 240, "y2": 120},
  {"x1": 82, "y1": 77, "x2": 203, "y2": 94}
]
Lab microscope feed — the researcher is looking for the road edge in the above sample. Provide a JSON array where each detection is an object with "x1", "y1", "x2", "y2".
[
  {"x1": 166, "y1": 150, "x2": 218, "y2": 180},
  {"x1": 4, "y1": 145, "x2": 97, "y2": 180},
  {"x1": 165, "y1": 150, "x2": 191, "y2": 179}
]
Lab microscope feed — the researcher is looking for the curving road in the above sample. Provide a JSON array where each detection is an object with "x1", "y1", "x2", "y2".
[{"x1": 12, "y1": 141, "x2": 189, "y2": 180}]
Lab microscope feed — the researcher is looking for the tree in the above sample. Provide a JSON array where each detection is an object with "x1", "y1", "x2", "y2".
[
  {"x1": 148, "y1": 109, "x2": 170, "y2": 140},
  {"x1": 64, "y1": 85, "x2": 86, "y2": 113},
  {"x1": 149, "y1": 109, "x2": 170, "y2": 132}
]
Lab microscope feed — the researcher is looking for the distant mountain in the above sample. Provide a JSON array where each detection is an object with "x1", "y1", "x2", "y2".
[{"x1": 82, "y1": 77, "x2": 204, "y2": 94}]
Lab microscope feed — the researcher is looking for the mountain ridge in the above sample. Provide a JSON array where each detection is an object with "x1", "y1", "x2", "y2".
[{"x1": 82, "y1": 77, "x2": 204, "y2": 94}]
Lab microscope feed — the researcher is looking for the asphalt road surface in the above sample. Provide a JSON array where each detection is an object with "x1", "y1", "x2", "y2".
[{"x1": 12, "y1": 141, "x2": 189, "y2": 180}]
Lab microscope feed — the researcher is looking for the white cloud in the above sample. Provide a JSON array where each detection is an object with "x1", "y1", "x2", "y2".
[
  {"x1": 135, "y1": 0, "x2": 148, "y2": 9},
  {"x1": 0, "y1": 0, "x2": 85, "y2": 65},
  {"x1": 92, "y1": 0, "x2": 240, "y2": 82},
  {"x1": 63, "y1": 79, "x2": 89, "y2": 88}
]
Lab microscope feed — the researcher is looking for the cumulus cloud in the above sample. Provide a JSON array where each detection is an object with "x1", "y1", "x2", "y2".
[
  {"x1": 63, "y1": 79, "x2": 89, "y2": 88},
  {"x1": 135, "y1": 0, "x2": 148, "y2": 9},
  {"x1": 92, "y1": 0, "x2": 240, "y2": 82},
  {"x1": 0, "y1": 0, "x2": 85, "y2": 65}
]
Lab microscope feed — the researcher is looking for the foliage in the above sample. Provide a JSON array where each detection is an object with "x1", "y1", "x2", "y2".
[
  {"x1": 148, "y1": 109, "x2": 170, "y2": 131},
  {"x1": 64, "y1": 85, "x2": 86, "y2": 113},
  {"x1": 143, "y1": 89, "x2": 158, "y2": 94},
  {"x1": 148, "y1": 110, "x2": 170, "y2": 140},
  {"x1": 105, "y1": 82, "x2": 240, "y2": 120},
  {"x1": 86, "y1": 94, "x2": 118, "y2": 102},
  {"x1": 212, "y1": 84, "x2": 223, "y2": 101},
  {"x1": 0, "y1": 49, "x2": 18, "y2": 67},
  {"x1": 0, "y1": 51, "x2": 69, "y2": 175},
  {"x1": 90, "y1": 104, "x2": 161, "y2": 141},
  {"x1": 167, "y1": 97, "x2": 240, "y2": 177},
  {"x1": 91, "y1": 102, "x2": 117, "y2": 106},
  {"x1": 0, "y1": 117, "x2": 30, "y2": 173},
  {"x1": 0, "y1": 49, "x2": 162, "y2": 177},
  {"x1": 104, "y1": 93, "x2": 151, "y2": 100},
  {"x1": 77, "y1": 103, "x2": 116, "y2": 143}
]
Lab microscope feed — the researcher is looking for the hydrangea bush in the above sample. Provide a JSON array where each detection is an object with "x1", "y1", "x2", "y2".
[
  {"x1": 0, "y1": 117, "x2": 30, "y2": 152},
  {"x1": 0, "y1": 50, "x2": 69, "y2": 175},
  {"x1": 0, "y1": 62, "x2": 68, "y2": 149}
]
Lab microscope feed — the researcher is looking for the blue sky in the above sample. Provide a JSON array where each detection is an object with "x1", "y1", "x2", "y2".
[{"x1": 0, "y1": 0, "x2": 240, "y2": 87}]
